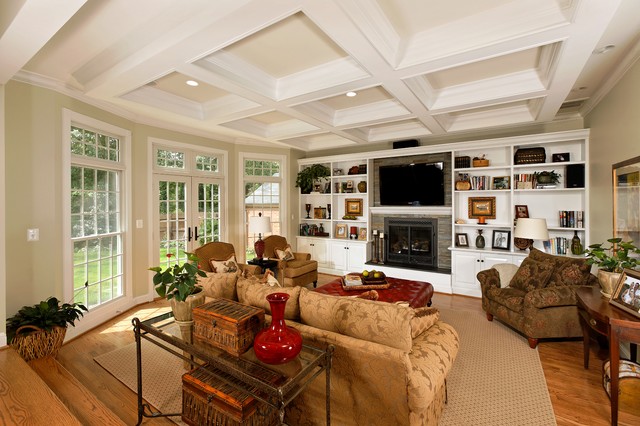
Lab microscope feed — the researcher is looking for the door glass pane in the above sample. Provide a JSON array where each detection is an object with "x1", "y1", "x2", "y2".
[
  {"x1": 244, "y1": 181, "x2": 280, "y2": 258},
  {"x1": 158, "y1": 179, "x2": 188, "y2": 266},
  {"x1": 197, "y1": 182, "x2": 220, "y2": 245}
]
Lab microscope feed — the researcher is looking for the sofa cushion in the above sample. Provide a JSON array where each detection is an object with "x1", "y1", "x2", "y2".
[
  {"x1": 509, "y1": 257, "x2": 554, "y2": 292},
  {"x1": 237, "y1": 276, "x2": 300, "y2": 320},
  {"x1": 197, "y1": 271, "x2": 238, "y2": 300},
  {"x1": 299, "y1": 288, "x2": 340, "y2": 333},
  {"x1": 487, "y1": 286, "x2": 527, "y2": 314},
  {"x1": 528, "y1": 248, "x2": 592, "y2": 287},
  {"x1": 411, "y1": 307, "x2": 440, "y2": 338}
]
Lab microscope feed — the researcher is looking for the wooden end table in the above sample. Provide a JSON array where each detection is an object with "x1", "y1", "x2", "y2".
[
  {"x1": 576, "y1": 286, "x2": 640, "y2": 425},
  {"x1": 247, "y1": 257, "x2": 278, "y2": 274}
]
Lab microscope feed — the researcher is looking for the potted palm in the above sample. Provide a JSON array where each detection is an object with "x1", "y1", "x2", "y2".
[
  {"x1": 584, "y1": 238, "x2": 640, "y2": 296},
  {"x1": 149, "y1": 251, "x2": 207, "y2": 321},
  {"x1": 7, "y1": 297, "x2": 87, "y2": 361}
]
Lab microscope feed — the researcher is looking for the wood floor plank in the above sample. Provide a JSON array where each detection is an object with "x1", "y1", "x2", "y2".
[{"x1": 0, "y1": 348, "x2": 81, "y2": 425}]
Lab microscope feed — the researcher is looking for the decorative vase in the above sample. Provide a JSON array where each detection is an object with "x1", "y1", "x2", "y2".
[
  {"x1": 357, "y1": 181, "x2": 367, "y2": 193},
  {"x1": 253, "y1": 293, "x2": 302, "y2": 365},
  {"x1": 170, "y1": 290, "x2": 205, "y2": 368},
  {"x1": 597, "y1": 270, "x2": 621, "y2": 298},
  {"x1": 571, "y1": 231, "x2": 583, "y2": 255},
  {"x1": 476, "y1": 229, "x2": 485, "y2": 248}
]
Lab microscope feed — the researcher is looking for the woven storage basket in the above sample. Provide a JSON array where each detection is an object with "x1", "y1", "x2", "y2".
[{"x1": 10, "y1": 325, "x2": 66, "y2": 361}]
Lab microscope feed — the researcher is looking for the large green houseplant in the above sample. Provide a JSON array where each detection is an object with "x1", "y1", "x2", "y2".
[
  {"x1": 295, "y1": 164, "x2": 330, "y2": 194},
  {"x1": 584, "y1": 238, "x2": 640, "y2": 295},
  {"x1": 7, "y1": 296, "x2": 88, "y2": 361}
]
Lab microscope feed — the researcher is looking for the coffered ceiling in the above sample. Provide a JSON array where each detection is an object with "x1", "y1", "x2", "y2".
[{"x1": 2, "y1": 0, "x2": 639, "y2": 151}]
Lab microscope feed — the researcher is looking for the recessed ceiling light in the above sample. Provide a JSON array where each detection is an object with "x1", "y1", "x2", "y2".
[
  {"x1": 593, "y1": 44, "x2": 615, "y2": 54},
  {"x1": 346, "y1": 91, "x2": 357, "y2": 97},
  {"x1": 186, "y1": 80, "x2": 199, "y2": 87}
]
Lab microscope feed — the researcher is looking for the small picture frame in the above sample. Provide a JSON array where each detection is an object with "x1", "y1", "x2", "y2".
[
  {"x1": 358, "y1": 228, "x2": 368, "y2": 240},
  {"x1": 492, "y1": 176, "x2": 510, "y2": 190},
  {"x1": 515, "y1": 205, "x2": 529, "y2": 219},
  {"x1": 455, "y1": 233, "x2": 469, "y2": 247},
  {"x1": 313, "y1": 207, "x2": 326, "y2": 219},
  {"x1": 492, "y1": 230, "x2": 511, "y2": 250},
  {"x1": 335, "y1": 224, "x2": 347, "y2": 239},
  {"x1": 345, "y1": 198, "x2": 363, "y2": 216},
  {"x1": 552, "y1": 153, "x2": 570, "y2": 162},
  {"x1": 468, "y1": 197, "x2": 496, "y2": 219},
  {"x1": 610, "y1": 269, "x2": 640, "y2": 318}
]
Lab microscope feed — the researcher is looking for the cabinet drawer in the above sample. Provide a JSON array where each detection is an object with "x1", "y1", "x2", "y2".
[{"x1": 578, "y1": 309, "x2": 607, "y2": 336}]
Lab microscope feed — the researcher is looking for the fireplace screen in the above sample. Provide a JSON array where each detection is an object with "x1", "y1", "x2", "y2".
[{"x1": 385, "y1": 218, "x2": 437, "y2": 268}]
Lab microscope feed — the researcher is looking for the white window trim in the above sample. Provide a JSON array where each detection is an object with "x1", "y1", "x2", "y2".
[
  {"x1": 147, "y1": 138, "x2": 228, "y2": 297},
  {"x1": 62, "y1": 109, "x2": 133, "y2": 340},
  {"x1": 238, "y1": 152, "x2": 288, "y2": 258}
]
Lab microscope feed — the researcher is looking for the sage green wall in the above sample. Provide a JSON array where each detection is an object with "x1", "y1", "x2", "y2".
[
  {"x1": 585, "y1": 58, "x2": 640, "y2": 245},
  {"x1": 3, "y1": 81, "x2": 293, "y2": 327}
]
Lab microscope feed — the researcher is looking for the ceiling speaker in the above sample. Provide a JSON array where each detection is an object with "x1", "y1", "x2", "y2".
[{"x1": 393, "y1": 139, "x2": 419, "y2": 149}]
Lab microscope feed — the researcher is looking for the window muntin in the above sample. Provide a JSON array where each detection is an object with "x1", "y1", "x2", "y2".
[
  {"x1": 196, "y1": 155, "x2": 219, "y2": 172},
  {"x1": 156, "y1": 148, "x2": 185, "y2": 169},
  {"x1": 71, "y1": 126, "x2": 119, "y2": 162}
]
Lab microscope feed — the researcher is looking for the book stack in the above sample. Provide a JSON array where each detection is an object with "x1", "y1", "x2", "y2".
[
  {"x1": 470, "y1": 175, "x2": 489, "y2": 190},
  {"x1": 543, "y1": 237, "x2": 569, "y2": 255},
  {"x1": 558, "y1": 210, "x2": 584, "y2": 228},
  {"x1": 513, "y1": 173, "x2": 535, "y2": 189}
]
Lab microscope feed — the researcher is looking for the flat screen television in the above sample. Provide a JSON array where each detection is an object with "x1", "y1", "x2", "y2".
[{"x1": 379, "y1": 161, "x2": 445, "y2": 206}]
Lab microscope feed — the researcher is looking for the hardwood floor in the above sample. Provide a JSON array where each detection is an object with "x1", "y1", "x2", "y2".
[{"x1": 36, "y1": 275, "x2": 640, "y2": 424}]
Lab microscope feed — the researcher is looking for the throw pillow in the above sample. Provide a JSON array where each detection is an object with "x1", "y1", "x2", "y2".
[
  {"x1": 508, "y1": 257, "x2": 554, "y2": 292},
  {"x1": 528, "y1": 247, "x2": 592, "y2": 287},
  {"x1": 275, "y1": 246, "x2": 295, "y2": 261},
  {"x1": 260, "y1": 269, "x2": 281, "y2": 287},
  {"x1": 209, "y1": 255, "x2": 239, "y2": 273},
  {"x1": 410, "y1": 307, "x2": 440, "y2": 338},
  {"x1": 237, "y1": 277, "x2": 301, "y2": 320},
  {"x1": 298, "y1": 288, "x2": 340, "y2": 333},
  {"x1": 197, "y1": 271, "x2": 238, "y2": 300}
]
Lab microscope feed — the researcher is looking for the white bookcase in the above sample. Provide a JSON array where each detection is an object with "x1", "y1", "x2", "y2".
[{"x1": 450, "y1": 129, "x2": 590, "y2": 296}]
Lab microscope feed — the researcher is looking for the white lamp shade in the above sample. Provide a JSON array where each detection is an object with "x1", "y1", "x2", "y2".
[
  {"x1": 249, "y1": 215, "x2": 271, "y2": 234},
  {"x1": 514, "y1": 218, "x2": 549, "y2": 240}
]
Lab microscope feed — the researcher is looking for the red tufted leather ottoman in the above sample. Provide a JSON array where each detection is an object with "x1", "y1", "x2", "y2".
[{"x1": 313, "y1": 276, "x2": 434, "y2": 308}]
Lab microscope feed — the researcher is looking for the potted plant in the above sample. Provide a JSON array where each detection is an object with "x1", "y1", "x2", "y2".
[
  {"x1": 295, "y1": 164, "x2": 330, "y2": 194},
  {"x1": 533, "y1": 170, "x2": 561, "y2": 185},
  {"x1": 149, "y1": 251, "x2": 207, "y2": 322},
  {"x1": 7, "y1": 297, "x2": 87, "y2": 361},
  {"x1": 584, "y1": 238, "x2": 640, "y2": 296}
]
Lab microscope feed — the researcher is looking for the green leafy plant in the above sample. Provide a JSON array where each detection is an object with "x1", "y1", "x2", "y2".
[
  {"x1": 584, "y1": 238, "x2": 640, "y2": 272},
  {"x1": 533, "y1": 170, "x2": 561, "y2": 184},
  {"x1": 295, "y1": 164, "x2": 330, "y2": 194},
  {"x1": 149, "y1": 252, "x2": 207, "y2": 302},
  {"x1": 6, "y1": 297, "x2": 88, "y2": 343}
]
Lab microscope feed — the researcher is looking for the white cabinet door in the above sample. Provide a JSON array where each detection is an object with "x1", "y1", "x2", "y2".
[
  {"x1": 329, "y1": 240, "x2": 366, "y2": 273},
  {"x1": 297, "y1": 237, "x2": 329, "y2": 267},
  {"x1": 453, "y1": 251, "x2": 480, "y2": 289},
  {"x1": 346, "y1": 241, "x2": 366, "y2": 272},
  {"x1": 329, "y1": 240, "x2": 348, "y2": 271},
  {"x1": 482, "y1": 252, "x2": 513, "y2": 271}
]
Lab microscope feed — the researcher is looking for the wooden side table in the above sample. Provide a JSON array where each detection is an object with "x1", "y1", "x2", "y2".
[
  {"x1": 576, "y1": 286, "x2": 640, "y2": 425},
  {"x1": 247, "y1": 257, "x2": 278, "y2": 274}
]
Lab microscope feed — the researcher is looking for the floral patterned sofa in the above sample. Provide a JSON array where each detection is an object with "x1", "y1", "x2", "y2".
[
  {"x1": 198, "y1": 270, "x2": 460, "y2": 425},
  {"x1": 478, "y1": 248, "x2": 598, "y2": 348}
]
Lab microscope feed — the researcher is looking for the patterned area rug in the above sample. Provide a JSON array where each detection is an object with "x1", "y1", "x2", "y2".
[
  {"x1": 439, "y1": 307, "x2": 557, "y2": 425},
  {"x1": 94, "y1": 308, "x2": 556, "y2": 425}
]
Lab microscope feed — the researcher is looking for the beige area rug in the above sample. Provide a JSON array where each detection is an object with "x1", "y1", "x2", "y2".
[
  {"x1": 439, "y1": 307, "x2": 557, "y2": 426},
  {"x1": 95, "y1": 309, "x2": 556, "y2": 426}
]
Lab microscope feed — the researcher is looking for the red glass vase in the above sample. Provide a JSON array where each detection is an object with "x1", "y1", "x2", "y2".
[{"x1": 253, "y1": 293, "x2": 302, "y2": 365}]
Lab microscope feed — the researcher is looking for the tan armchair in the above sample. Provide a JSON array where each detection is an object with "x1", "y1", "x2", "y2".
[
  {"x1": 263, "y1": 235, "x2": 318, "y2": 288},
  {"x1": 193, "y1": 242, "x2": 261, "y2": 276}
]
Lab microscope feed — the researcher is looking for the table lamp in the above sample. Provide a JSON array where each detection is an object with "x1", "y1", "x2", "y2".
[
  {"x1": 249, "y1": 213, "x2": 271, "y2": 259},
  {"x1": 514, "y1": 218, "x2": 549, "y2": 251}
]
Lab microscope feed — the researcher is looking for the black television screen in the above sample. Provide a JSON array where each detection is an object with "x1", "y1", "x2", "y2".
[{"x1": 379, "y1": 161, "x2": 445, "y2": 206}]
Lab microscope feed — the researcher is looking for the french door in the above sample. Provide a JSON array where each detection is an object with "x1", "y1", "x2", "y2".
[{"x1": 154, "y1": 174, "x2": 222, "y2": 267}]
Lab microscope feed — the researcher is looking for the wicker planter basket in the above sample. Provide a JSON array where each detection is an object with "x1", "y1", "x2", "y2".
[{"x1": 10, "y1": 325, "x2": 67, "y2": 361}]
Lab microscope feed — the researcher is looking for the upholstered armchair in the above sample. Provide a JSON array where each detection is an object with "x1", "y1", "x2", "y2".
[
  {"x1": 193, "y1": 242, "x2": 261, "y2": 275},
  {"x1": 263, "y1": 235, "x2": 318, "y2": 288},
  {"x1": 478, "y1": 248, "x2": 598, "y2": 348}
]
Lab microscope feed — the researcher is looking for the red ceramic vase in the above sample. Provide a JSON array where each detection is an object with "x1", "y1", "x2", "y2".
[{"x1": 253, "y1": 293, "x2": 302, "y2": 365}]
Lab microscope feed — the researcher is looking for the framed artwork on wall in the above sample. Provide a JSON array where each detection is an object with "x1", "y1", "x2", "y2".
[
  {"x1": 345, "y1": 198, "x2": 363, "y2": 216},
  {"x1": 515, "y1": 205, "x2": 529, "y2": 218},
  {"x1": 468, "y1": 197, "x2": 496, "y2": 219}
]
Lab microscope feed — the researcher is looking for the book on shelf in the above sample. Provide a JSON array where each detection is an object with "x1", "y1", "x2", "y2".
[
  {"x1": 558, "y1": 210, "x2": 584, "y2": 228},
  {"x1": 536, "y1": 184, "x2": 556, "y2": 189},
  {"x1": 543, "y1": 237, "x2": 570, "y2": 255}
]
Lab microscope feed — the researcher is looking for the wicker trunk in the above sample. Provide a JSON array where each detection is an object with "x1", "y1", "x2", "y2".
[
  {"x1": 193, "y1": 299, "x2": 265, "y2": 356},
  {"x1": 182, "y1": 364, "x2": 278, "y2": 426}
]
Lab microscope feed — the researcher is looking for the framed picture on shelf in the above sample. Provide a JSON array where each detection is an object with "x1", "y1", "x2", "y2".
[
  {"x1": 552, "y1": 153, "x2": 570, "y2": 162},
  {"x1": 610, "y1": 269, "x2": 640, "y2": 318},
  {"x1": 335, "y1": 224, "x2": 347, "y2": 239},
  {"x1": 515, "y1": 205, "x2": 529, "y2": 219},
  {"x1": 468, "y1": 197, "x2": 496, "y2": 219},
  {"x1": 313, "y1": 207, "x2": 326, "y2": 219},
  {"x1": 492, "y1": 230, "x2": 511, "y2": 250},
  {"x1": 455, "y1": 233, "x2": 469, "y2": 247},
  {"x1": 358, "y1": 228, "x2": 367, "y2": 240},
  {"x1": 345, "y1": 198, "x2": 363, "y2": 216},
  {"x1": 299, "y1": 223, "x2": 309, "y2": 236},
  {"x1": 492, "y1": 176, "x2": 510, "y2": 190}
]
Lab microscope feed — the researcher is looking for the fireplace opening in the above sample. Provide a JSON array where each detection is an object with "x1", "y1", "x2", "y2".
[{"x1": 384, "y1": 218, "x2": 438, "y2": 268}]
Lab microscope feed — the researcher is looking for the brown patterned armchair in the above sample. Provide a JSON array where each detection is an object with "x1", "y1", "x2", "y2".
[
  {"x1": 193, "y1": 242, "x2": 260, "y2": 275},
  {"x1": 263, "y1": 235, "x2": 318, "y2": 288},
  {"x1": 478, "y1": 248, "x2": 598, "y2": 348}
]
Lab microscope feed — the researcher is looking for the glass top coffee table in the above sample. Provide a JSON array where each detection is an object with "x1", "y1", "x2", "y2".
[{"x1": 132, "y1": 312, "x2": 333, "y2": 425}]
